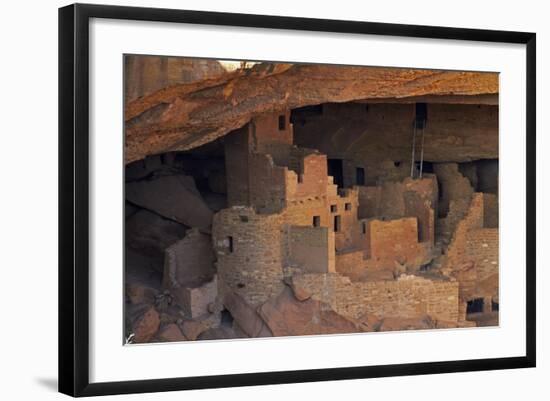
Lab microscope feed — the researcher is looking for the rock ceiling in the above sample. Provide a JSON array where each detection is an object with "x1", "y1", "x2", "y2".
[{"x1": 124, "y1": 60, "x2": 498, "y2": 164}]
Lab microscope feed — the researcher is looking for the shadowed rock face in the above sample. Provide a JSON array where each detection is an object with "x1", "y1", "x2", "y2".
[{"x1": 124, "y1": 60, "x2": 498, "y2": 163}]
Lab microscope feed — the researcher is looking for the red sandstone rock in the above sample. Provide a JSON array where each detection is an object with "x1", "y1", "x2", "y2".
[
  {"x1": 157, "y1": 323, "x2": 187, "y2": 342},
  {"x1": 126, "y1": 280, "x2": 159, "y2": 305},
  {"x1": 222, "y1": 291, "x2": 273, "y2": 338},
  {"x1": 258, "y1": 287, "x2": 360, "y2": 337},
  {"x1": 124, "y1": 63, "x2": 498, "y2": 163},
  {"x1": 131, "y1": 306, "x2": 160, "y2": 343},
  {"x1": 179, "y1": 319, "x2": 211, "y2": 341},
  {"x1": 197, "y1": 326, "x2": 245, "y2": 340}
]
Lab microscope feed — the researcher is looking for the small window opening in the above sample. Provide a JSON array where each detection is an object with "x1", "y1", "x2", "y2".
[
  {"x1": 313, "y1": 216, "x2": 321, "y2": 227},
  {"x1": 491, "y1": 300, "x2": 499, "y2": 312},
  {"x1": 227, "y1": 236, "x2": 234, "y2": 253},
  {"x1": 356, "y1": 167, "x2": 365, "y2": 186},
  {"x1": 239, "y1": 215, "x2": 249, "y2": 222},
  {"x1": 362, "y1": 222, "x2": 367, "y2": 235},
  {"x1": 466, "y1": 298, "x2": 484, "y2": 314},
  {"x1": 278, "y1": 115, "x2": 286, "y2": 130},
  {"x1": 394, "y1": 161, "x2": 401, "y2": 168},
  {"x1": 237, "y1": 283, "x2": 245, "y2": 289},
  {"x1": 345, "y1": 203, "x2": 352, "y2": 211},
  {"x1": 334, "y1": 215, "x2": 341, "y2": 232},
  {"x1": 221, "y1": 309, "x2": 234, "y2": 325},
  {"x1": 330, "y1": 205, "x2": 337, "y2": 213}
]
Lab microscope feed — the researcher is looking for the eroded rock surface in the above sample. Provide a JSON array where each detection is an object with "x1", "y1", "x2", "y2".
[
  {"x1": 126, "y1": 175, "x2": 213, "y2": 228},
  {"x1": 258, "y1": 287, "x2": 361, "y2": 337},
  {"x1": 124, "y1": 63, "x2": 498, "y2": 163}
]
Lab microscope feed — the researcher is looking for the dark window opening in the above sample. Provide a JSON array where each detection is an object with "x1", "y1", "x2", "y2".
[
  {"x1": 278, "y1": 115, "x2": 286, "y2": 130},
  {"x1": 394, "y1": 161, "x2": 401, "y2": 168},
  {"x1": 414, "y1": 102, "x2": 428, "y2": 129},
  {"x1": 313, "y1": 216, "x2": 321, "y2": 227},
  {"x1": 492, "y1": 300, "x2": 499, "y2": 312},
  {"x1": 297, "y1": 174, "x2": 303, "y2": 183},
  {"x1": 466, "y1": 298, "x2": 484, "y2": 314},
  {"x1": 239, "y1": 215, "x2": 249, "y2": 223},
  {"x1": 334, "y1": 215, "x2": 341, "y2": 232},
  {"x1": 420, "y1": 161, "x2": 434, "y2": 174},
  {"x1": 362, "y1": 222, "x2": 367, "y2": 234},
  {"x1": 328, "y1": 159, "x2": 344, "y2": 188},
  {"x1": 237, "y1": 283, "x2": 245, "y2": 289},
  {"x1": 356, "y1": 167, "x2": 365, "y2": 186},
  {"x1": 330, "y1": 204, "x2": 337, "y2": 213},
  {"x1": 221, "y1": 309, "x2": 234, "y2": 325},
  {"x1": 345, "y1": 203, "x2": 352, "y2": 211},
  {"x1": 227, "y1": 236, "x2": 233, "y2": 253}
]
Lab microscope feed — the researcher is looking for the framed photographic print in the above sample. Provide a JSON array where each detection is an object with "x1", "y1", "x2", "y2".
[{"x1": 58, "y1": 3, "x2": 536, "y2": 397}]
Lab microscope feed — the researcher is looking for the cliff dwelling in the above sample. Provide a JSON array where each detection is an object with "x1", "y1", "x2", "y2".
[{"x1": 124, "y1": 56, "x2": 499, "y2": 343}]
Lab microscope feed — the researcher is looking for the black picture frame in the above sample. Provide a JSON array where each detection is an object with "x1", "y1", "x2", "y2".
[{"x1": 58, "y1": 3, "x2": 536, "y2": 397}]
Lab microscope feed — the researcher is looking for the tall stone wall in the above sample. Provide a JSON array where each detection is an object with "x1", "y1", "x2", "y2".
[
  {"x1": 483, "y1": 193, "x2": 499, "y2": 228},
  {"x1": 224, "y1": 126, "x2": 251, "y2": 207},
  {"x1": 250, "y1": 111, "x2": 293, "y2": 166},
  {"x1": 367, "y1": 217, "x2": 430, "y2": 269},
  {"x1": 288, "y1": 226, "x2": 336, "y2": 273},
  {"x1": 293, "y1": 273, "x2": 460, "y2": 323},
  {"x1": 328, "y1": 188, "x2": 360, "y2": 251},
  {"x1": 464, "y1": 228, "x2": 499, "y2": 301},
  {"x1": 434, "y1": 163, "x2": 474, "y2": 219},
  {"x1": 442, "y1": 192, "x2": 484, "y2": 274},
  {"x1": 403, "y1": 175, "x2": 438, "y2": 244},
  {"x1": 212, "y1": 207, "x2": 285, "y2": 305},
  {"x1": 287, "y1": 152, "x2": 329, "y2": 200},
  {"x1": 248, "y1": 153, "x2": 288, "y2": 213}
]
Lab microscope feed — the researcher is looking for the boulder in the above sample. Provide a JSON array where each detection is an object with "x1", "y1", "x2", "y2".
[
  {"x1": 157, "y1": 323, "x2": 187, "y2": 342},
  {"x1": 179, "y1": 319, "x2": 210, "y2": 341},
  {"x1": 126, "y1": 209, "x2": 187, "y2": 271},
  {"x1": 258, "y1": 287, "x2": 360, "y2": 337},
  {"x1": 126, "y1": 280, "x2": 159, "y2": 305},
  {"x1": 197, "y1": 327, "x2": 245, "y2": 341},
  {"x1": 130, "y1": 306, "x2": 160, "y2": 343},
  {"x1": 223, "y1": 291, "x2": 272, "y2": 338},
  {"x1": 126, "y1": 175, "x2": 213, "y2": 228}
]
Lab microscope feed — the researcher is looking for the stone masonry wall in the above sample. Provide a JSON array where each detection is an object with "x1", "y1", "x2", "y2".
[
  {"x1": 288, "y1": 226, "x2": 336, "y2": 273},
  {"x1": 293, "y1": 273, "x2": 459, "y2": 323},
  {"x1": 248, "y1": 152, "x2": 288, "y2": 213},
  {"x1": 464, "y1": 228, "x2": 499, "y2": 300},
  {"x1": 483, "y1": 193, "x2": 499, "y2": 228},
  {"x1": 442, "y1": 192, "x2": 484, "y2": 274},
  {"x1": 250, "y1": 111, "x2": 293, "y2": 166},
  {"x1": 367, "y1": 217, "x2": 430, "y2": 269},
  {"x1": 335, "y1": 250, "x2": 366, "y2": 273},
  {"x1": 212, "y1": 206, "x2": 285, "y2": 306}
]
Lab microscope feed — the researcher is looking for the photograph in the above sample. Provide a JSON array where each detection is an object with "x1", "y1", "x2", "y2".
[{"x1": 123, "y1": 56, "x2": 500, "y2": 343}]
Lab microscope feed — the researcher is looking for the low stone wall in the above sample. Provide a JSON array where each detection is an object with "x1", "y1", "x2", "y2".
[
  {"x1": 292, "y1": 273, "x2": 459, "y2": 323},
  {"x1": 335, "y1": 249, "x2": 365, "y2": 273}
]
